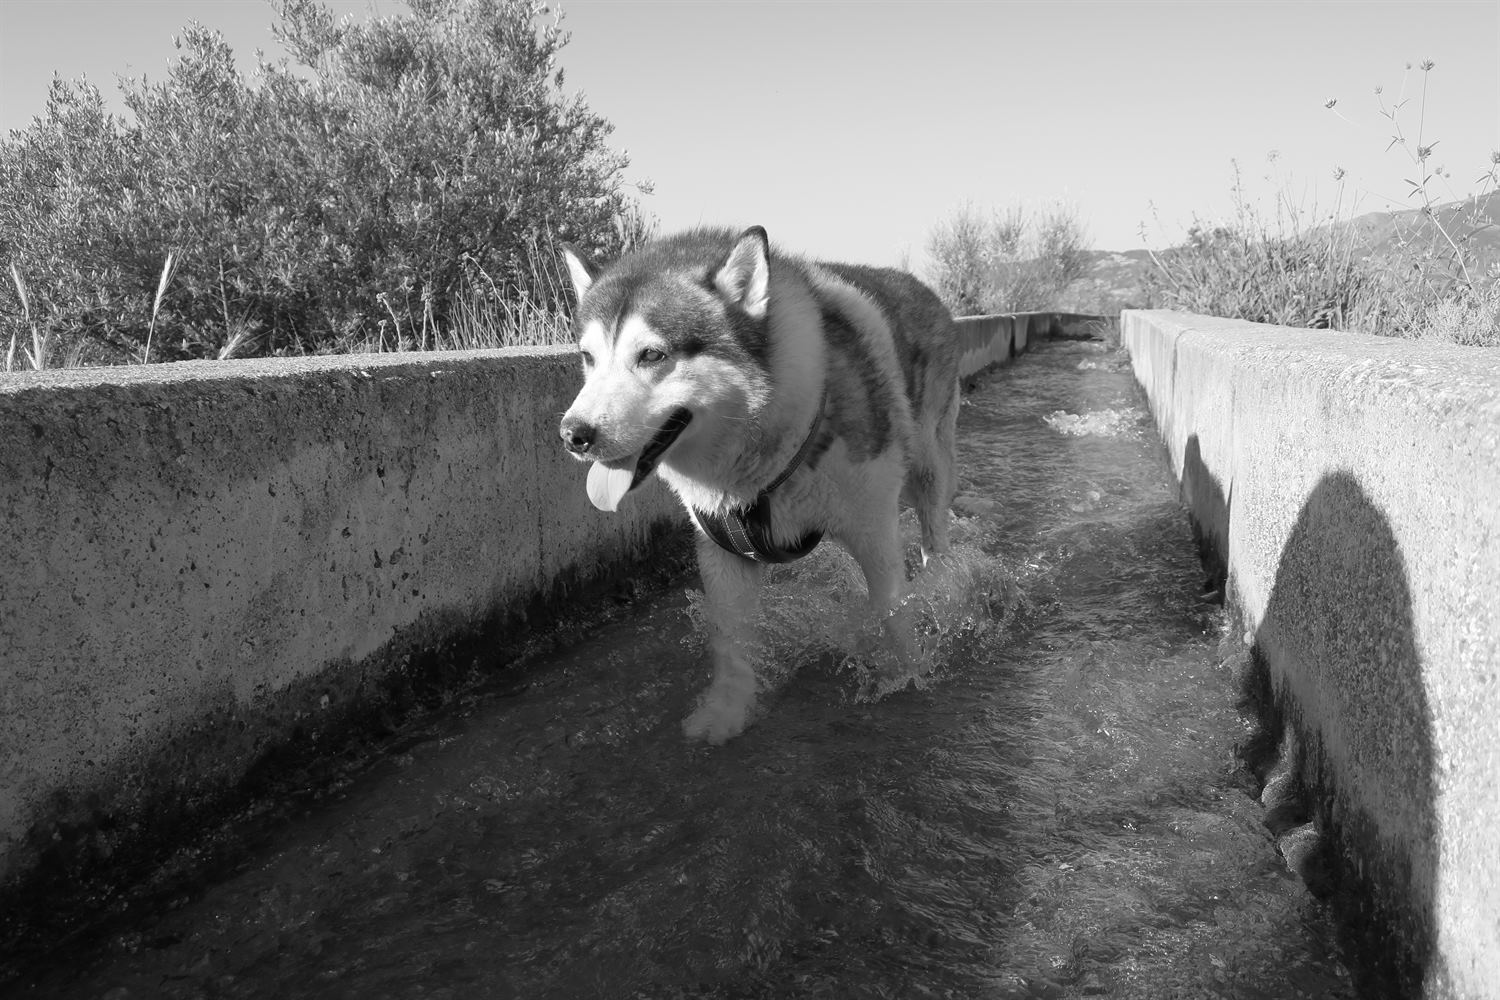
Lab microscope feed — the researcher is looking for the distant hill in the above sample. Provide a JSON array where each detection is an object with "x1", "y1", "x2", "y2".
[{"x1": 1049, "y1": 195, "x2": 1498, "y2": 316}]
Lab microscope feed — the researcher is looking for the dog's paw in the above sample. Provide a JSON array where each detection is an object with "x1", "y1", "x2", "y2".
[{"x1": 682, "y1": 688, "x2": 755, "y2": 745}]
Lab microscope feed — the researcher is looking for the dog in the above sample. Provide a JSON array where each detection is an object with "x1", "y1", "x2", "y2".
[{"x1": 558, "y1": 226, "x2": 960, "y2": 743}]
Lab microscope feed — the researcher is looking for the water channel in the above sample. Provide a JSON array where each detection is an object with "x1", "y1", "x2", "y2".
[{"x1": 13, "y1": 338, "x2": 1353, "y2": 999}]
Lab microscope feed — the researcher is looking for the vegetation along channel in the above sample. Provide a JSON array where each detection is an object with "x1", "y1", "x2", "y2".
[{"x1": 10, "y1": 338, "x2": 1356, "y2": 999}]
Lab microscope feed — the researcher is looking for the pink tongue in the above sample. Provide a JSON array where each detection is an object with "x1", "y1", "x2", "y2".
[{"x1": 586, "y1": 457, "x2": 639, "y2": 512}]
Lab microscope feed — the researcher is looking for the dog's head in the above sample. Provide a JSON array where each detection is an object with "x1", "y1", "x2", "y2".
[{"x1": 558, "y1": 227, "x2": 776, "y2": 511}]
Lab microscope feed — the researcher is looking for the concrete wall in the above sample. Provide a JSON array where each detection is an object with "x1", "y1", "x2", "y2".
[
  {"x1": 0, "y1": 348, "x2": 681, "y2": 893},
  {"x1": 952, "y1": 311, "x2": 1107, "y2": 380},
  {"x1": 954, "y1": 314, "x2": 1017, "y2": 378},
  {"x1": 1122, "y1": 310, "x2": 1500, "y2": 999}
]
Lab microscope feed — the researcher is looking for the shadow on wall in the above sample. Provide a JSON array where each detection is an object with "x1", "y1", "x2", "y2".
[
  {"x1": 1180, "y1": 435, "x2": 1230, "y2": 600},
  {"x1": 1245, "y1": 471, "x2": 1437, "y2": 999}
]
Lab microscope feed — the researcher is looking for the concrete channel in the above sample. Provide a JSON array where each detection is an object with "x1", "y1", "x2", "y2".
[
  {"x1": 2, "y1": 308, "x2": 1493, "y2": 997},
  {"x1": 1122, "y1": 310, "x2": 1500, "y2": 999},
  {"x1": 0, "y1": 312, "x2": 1070, "y2": 956}
]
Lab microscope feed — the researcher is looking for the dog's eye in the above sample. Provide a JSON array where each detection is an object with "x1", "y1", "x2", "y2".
[
  {"x1": 638, "y1": 348, "x2": 667, "y2": 365},
  {"x1": 580, "y1": 350, "x2": 594, "y2": 367}
]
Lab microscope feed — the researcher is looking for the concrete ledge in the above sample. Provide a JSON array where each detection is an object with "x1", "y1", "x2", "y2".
[
  {"x1": 1122, "y1": 309, "x2": 1500, "y2": 997},
  {"x1": 954, "y1": 314, "x2": 1016, "y2": 377},
  {"x1": 0, "y1": 349, "x2": 680, "y2": 896},
  {"x1": 953, "y1": 311, "x2": 1108, "y2": 381}
]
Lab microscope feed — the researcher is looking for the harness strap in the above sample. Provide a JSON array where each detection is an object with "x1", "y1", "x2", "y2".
[
  {"x1": 763, "y1": 399, "x2": 825, "y2": 493},
  {"x1": 692, "y1": 500, "x2": 823, "y2": 565},
  {"x1": 692, "y1": 398, "x2": 827, "y2": 565}
]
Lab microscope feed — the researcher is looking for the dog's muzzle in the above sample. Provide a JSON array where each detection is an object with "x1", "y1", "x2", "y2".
[{"x1": 560, "y1": 416, "x2": 596, "y2": 455}]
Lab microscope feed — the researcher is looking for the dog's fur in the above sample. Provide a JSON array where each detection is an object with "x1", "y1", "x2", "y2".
[{"x1": 559, "y1": 227, "x2": 960, "y2": 743}]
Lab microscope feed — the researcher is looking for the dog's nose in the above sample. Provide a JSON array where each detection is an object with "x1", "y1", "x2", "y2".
[{"x1": 560, "y1": 417, "x2": 596, "y2": 454}]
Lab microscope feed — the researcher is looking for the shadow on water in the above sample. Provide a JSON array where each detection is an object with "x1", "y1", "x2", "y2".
[{"x1": 1230, "y1": 471, "x2": 1436, "y2": 999}]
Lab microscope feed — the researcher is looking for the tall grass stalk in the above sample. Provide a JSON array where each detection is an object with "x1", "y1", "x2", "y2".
[
  {"x1": 1368, "y1": 61, "x2": 1477, "y2": 285},
  {"x1": 7, "y1": 263, "x2": 26, "y2": 371},
  {"x1": 6, "y1": 263, "x2": 50, "y2": 371},
  {"x1": 141, "y1": 252, "x2": 177, "y2": 365}
]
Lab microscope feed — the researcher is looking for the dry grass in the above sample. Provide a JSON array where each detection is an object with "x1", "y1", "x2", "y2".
[
  {"x1": 342, "y1": 237, "x2": 579, "y2": 355},
  {"x1": 4, "y1": 233, "x2": 590, "y2": 370},
  {"x1": 1411, "y1": 280, "x2": 1500, "y2": 346}
]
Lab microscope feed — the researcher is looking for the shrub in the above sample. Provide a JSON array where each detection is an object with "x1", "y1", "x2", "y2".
[
  {"x1": 925, "y1": 202, "x2": 1088, "y2": 317},
  {"x1": 0, "y1": 0, "x2": 648, "y2": 365}
]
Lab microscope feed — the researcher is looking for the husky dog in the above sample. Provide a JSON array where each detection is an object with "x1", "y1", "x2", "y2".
[{"x1": 559, "y1": 227, "x2": 960, "y2": 743}]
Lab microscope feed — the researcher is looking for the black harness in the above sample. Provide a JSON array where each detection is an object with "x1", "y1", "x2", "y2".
[{"x1": 690, "y1": 402, "x2": 826, "y2": 565}]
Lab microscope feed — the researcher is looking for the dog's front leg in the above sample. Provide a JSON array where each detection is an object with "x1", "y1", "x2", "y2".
[
  {"x1": 683, "y1": 535, "x2": 764, "y2": 744},
  {"x1": 843, "y1": 511, "x2": 923, "y2": 671},
  {"x1": 849, "y1": 517, "x2": 906, "y2": 615}
]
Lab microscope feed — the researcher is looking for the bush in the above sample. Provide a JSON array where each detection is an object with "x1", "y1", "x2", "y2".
[
  {"x1": 0, "y1": 0, "x2": 648, "y2": 365},
  {"x1": 924, "y1": 202, "x2": 1088, "y2": 317}
]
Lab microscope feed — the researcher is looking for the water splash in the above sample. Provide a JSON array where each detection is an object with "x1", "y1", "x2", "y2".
[
  {"x1": 1043, "y1": 407, "x2": 1142, "y2": 438},
  {"x1": 683, "y1": 512, "x2": 1022, "y2": 703}
]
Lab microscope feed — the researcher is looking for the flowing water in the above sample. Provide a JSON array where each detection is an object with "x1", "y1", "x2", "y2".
[{"x1": 14, "y1": 339, "x2": 1353, "y2": 999}]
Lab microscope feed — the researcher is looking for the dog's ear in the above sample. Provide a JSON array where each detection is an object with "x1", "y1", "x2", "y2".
[
  {"x1": 713, "y1": 226, "x2": 770, "y2": 320},
  {"x1": 560, "y1": 243, "x2": 598, "y2": 303}
]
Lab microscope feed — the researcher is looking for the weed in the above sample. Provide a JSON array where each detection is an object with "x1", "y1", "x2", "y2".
[
  {"x1": 1412, "y1": 277, "x2": 1500, "y2": 347},
  {"x1": 1151, "y1": 61, "x2": 1499, "y2": 345},
  {"x1": 1325, "y1": 61, "x2": 1500, "y2": 342}
]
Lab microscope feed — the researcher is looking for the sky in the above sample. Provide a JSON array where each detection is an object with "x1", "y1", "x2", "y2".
[{"x1": 2, "y1": 0, "x2": 1498, "y2": 266}]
